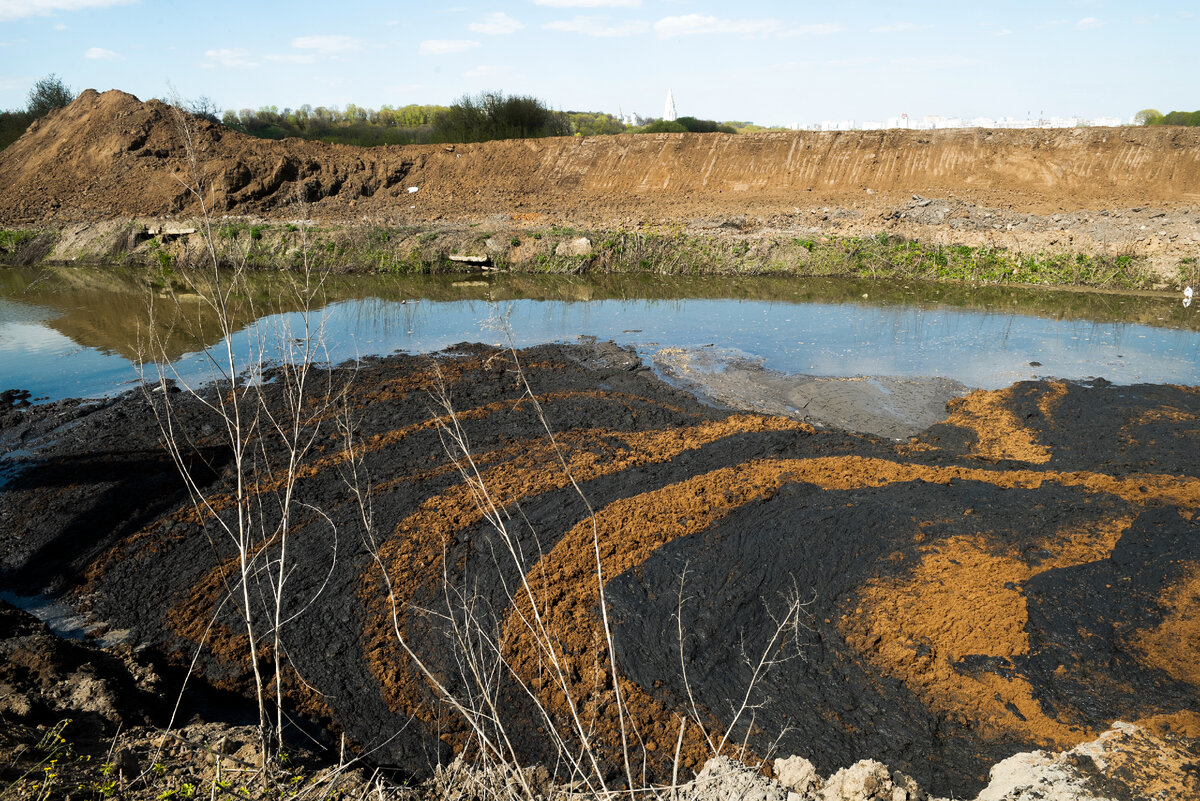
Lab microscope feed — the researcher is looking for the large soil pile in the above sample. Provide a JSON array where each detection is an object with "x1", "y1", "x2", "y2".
[
  {"x1": 2, "y1": 343, "x2": 1198, "y2": 798},
  {"x1": 3, "y1": 90, "x2": 1200, "y2": 241}
]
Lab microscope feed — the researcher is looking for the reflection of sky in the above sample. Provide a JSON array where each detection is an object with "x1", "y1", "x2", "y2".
[{"x1": 3, "y1": 295, "x2": 1200, "y2": 403}]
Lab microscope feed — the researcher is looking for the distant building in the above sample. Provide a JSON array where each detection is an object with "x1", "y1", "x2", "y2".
[
  {"x1": 790, "y1": 113, "x2": 1130, "y2": 132},
  {"x1": 663, "y1": 89, "x2": 677, "y2": 122}
]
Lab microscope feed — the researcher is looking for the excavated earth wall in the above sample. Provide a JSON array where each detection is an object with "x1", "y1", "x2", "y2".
[
  {"x1": 2, "y1": 91, "x2": 1200, "y2": 254},
  {"x1": 2, "y1": 344, "x2": 1198, "y2": 798}
]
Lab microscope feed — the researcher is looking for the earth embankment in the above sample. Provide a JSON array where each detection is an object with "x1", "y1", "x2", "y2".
[
  {"x1": 2, "y1": 343, "x2": 1198, "y2": 798},
  {"x1": 3, "y1": 89, "x2": 1200, "y2": 232}
]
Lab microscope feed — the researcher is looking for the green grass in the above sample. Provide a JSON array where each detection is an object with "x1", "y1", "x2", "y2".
[{"x1": 0, "y1": 228, "x2": 36, "y2": 253}]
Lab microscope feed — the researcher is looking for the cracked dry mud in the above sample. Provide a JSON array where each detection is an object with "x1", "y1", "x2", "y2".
[{"x1": 1, "y1": 342, "x2": 1198, "y2": 798}]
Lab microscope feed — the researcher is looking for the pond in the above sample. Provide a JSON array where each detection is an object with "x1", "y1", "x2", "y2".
[{"x1": 1, "y1": 264, "x2": 1198, "y2": 404}]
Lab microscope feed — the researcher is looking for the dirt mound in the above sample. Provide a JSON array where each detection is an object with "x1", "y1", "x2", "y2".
[
  {"x1": 3, "y1": 90, "x2": 1200, "y2": 233},
  {"x1": 0, "y1": 90, "x2": 413, "y2": 223},
  {"x1": 2, "y1": 344, "x2": 1198, "y2": 798}
]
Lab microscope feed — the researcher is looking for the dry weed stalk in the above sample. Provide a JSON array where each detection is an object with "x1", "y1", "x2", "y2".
[
  {"x1": 137, "y1": 98, "x2": 347, "y2": 770},
  {"x1": 346, "y1": 316, "x2": 813, "y2": 799}
]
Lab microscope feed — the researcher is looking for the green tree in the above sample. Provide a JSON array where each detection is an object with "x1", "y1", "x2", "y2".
[
  {"x1": 1134, "y1": 108, "x2": 1164, "y2": 126},
  {"x1": 26, "y1": 74, "x2": 74, "y2": 118}
]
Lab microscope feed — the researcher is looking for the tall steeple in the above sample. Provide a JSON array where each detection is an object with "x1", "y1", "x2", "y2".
[{"x1": 663, "y1": 89, "x2": 677, "y2": 122}]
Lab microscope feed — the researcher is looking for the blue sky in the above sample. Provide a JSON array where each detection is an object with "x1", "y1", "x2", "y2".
[{"x1": 0, "y1": 1, "x2": 1195, "y2": 126}]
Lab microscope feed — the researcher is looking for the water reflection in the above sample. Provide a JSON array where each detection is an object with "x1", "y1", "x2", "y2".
[{"x1": 1, "y1": 264, "x2": 1198, "y2": 403}]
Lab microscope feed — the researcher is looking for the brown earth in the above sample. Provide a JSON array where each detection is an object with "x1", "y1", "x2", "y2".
[
  {"x1": 2, "y1": 343, "x2": 1198, "y2": 798},
  {"x1": 2, "y1": 90, "x2": 1200, "y2": 276}
]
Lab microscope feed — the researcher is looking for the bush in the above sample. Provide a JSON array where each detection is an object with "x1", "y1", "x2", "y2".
[
  {"x1": 26, "y1": 74, "x2": 74, "y2": 118},
  {"x1": 431, "y1": 91, "x2": 570, "y2": 143},
  {"x1": 639, "y1": 119, "x2": 688, "y2": 133}
]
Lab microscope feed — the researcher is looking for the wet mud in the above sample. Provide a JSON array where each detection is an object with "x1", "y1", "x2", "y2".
[
  {"x1": 650, "y1": 346, "x2": 971, "y2": 438},
  {"x1": 1, "y1": 342, "x2": 1198, "y2": 798}
]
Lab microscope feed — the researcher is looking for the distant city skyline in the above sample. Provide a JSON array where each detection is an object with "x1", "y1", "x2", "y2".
[{"x1": 0, "y1": 1, "x2": 1195, "y2": 128}]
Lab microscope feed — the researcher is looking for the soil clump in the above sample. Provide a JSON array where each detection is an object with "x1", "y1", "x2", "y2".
[{"x1": 1, "y1": 343, "x2": 1198, "y2": 798}]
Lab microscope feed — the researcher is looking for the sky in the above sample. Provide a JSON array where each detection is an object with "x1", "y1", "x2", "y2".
[{"x1": 0, "y1": 0, "x2": 1195, "y2": 127}]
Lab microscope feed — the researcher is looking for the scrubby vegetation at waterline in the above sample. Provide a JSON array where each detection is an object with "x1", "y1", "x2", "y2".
[{"x1": 2, "y1": 222, "x2": 1181, "y2": 292}]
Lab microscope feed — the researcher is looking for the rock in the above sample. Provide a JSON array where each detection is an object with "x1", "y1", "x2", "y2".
[
  {"x1": 67, "y1": 672, "x2": 120, "y2": 721},
  {"x1": 774, "y1": 755, "x2": 823, "y2": 797},
  {"x1": 555, "y1": 236, "x2": 592, "y2": 257},
  {"x1": 685, "y1": 756, "x2": 788, "y2": 801},
  {"x1": 818, "y1": 760, "x2": 924, "y2": 801}
]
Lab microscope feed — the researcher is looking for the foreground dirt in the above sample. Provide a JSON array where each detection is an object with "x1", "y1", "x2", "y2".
[
  {"x1": 1, "y1": 343, "x2": 1198, "y2": 798},
  {"x1": 1, "y1": 91, "x2": 1199, "y2": 280}
]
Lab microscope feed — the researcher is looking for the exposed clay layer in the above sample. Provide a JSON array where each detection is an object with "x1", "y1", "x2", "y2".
[{"x1": 1, "y1": 342, "x2": 1198, "y2": 797}]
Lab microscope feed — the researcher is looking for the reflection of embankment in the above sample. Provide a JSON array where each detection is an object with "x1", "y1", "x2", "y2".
[
  {"x1": 5, "y1": 266, "x2": 1198, "y2": 369},
  {"x1": 3, "y1": 343, "x2": 1198, "y2": 798}
]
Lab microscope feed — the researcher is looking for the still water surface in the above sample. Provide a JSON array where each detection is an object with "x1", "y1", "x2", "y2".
[{"x1": 1, "y1": 265, "x2": 1197, "y2": 403}]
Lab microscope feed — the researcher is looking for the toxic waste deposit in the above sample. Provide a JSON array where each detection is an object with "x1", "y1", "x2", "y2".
[{"x1": 2, "y1": 343, "x2": 1198, "y2": 798}]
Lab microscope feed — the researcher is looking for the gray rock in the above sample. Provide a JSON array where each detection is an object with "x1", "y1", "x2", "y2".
[
  {"x1": 555, "y1": 236, "x2": 592, "y2": 257},
  {"x1": 684, "y1": 756, "x2": 788, "y2": 801},
  {"x1": 774, "y1": 755, "x2": 823, "y2": 797}
]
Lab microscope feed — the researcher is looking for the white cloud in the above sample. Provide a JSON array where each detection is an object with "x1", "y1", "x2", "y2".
[
  {"x1": 291, "y1": 35, "x2": 361, "y2": 53},
  {"x1": 1131, "y1": 14, "x2": 1159, "y2": 25},
  {"x1": 653, "y1": 14, "x2": 778, "y2": 38},
  {"x1": 84, "y1": 45, "x2": 120, "y2": 59},
  {"x1": 780, "y1": 23, "x2": 843, "y2": 36},
  {"x1": 534, "y1": 0, "x2": 640, "y2": 7},
  {"x1": 54, "y1": 22, "x2": 65, "y2": 28},
  {"x1": 0, "y1": 0, "x2": 136, "y2": 22},
  {"x1": 1035, "y1": 18, "x2": 1069, "y2": 30},
  {"x1": 869, "y1": 22, "x2": 924, "y2": 33},
  {"x1": 463, "y1": 64, "x2": 515, "y2": 79},
  {"x1": 543, "y1": 16, "x2": 648, "y2": 36},
  {"x1": 203, "y1": 48, "x2": 258, "y2": 69},
  {"x1": 469, "y1": 12, "x2": 523, "y2": 35},
  {"x1": 419, "y1": 39, "x2": 481, "y2": 55},
  {"x1": 1074, "y1": 16, "x2": 1102, "y2": 30}
]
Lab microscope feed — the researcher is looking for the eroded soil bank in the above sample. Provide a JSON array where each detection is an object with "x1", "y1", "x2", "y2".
[
  {"x1": 2, "y1": 90, "x2": 1199, "y2": 287},
  {"x1": 1, "y1": 343, "x2": 1198, "y2": 798}
]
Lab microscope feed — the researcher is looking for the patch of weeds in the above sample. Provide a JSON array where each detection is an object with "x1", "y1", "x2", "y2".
[
  {"x1": 1178, "y1": 256, "x2": 1199, "y2": 289},
  {"x1": 218, "y1": 222, "x2": 247, "y2": 240},
  {"x1": 509, "y1": 235, "x2": 521, "y2": 247},
  {"x1": 0, "y1": 228, "x2": 35, "y2": 254},
  {"x1": 417, "y1": 231, "x2": 438, "y2": 244},
  {"x1": 249, "y1": 224, "x2": 267, "y2": 241}
]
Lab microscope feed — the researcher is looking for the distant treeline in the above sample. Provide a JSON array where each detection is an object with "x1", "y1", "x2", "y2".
[
  {"x1": 219, "y1": 92, "x2": 744, "y2": 146},
  {"x1": 1137, "y1": 109, "x2": 1200, "y2": 127}
]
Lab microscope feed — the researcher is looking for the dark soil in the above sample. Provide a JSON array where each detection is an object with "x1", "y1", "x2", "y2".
[{"x1": 1, "y1": 342, "x2": 1198, "y2": 798}]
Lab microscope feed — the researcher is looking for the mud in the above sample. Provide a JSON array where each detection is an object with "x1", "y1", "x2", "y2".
[
  {"x1": 1, "y1": 343, "x2": 1198, "y2": 798},
  {"x1": 650, "y1": 346, "x2": 970, "y2": 438},
  {"x1": 2, "y1": 91, "x2": 1200, "y2": 276}
]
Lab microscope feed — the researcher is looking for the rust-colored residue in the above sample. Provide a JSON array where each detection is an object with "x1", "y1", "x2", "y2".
[
  {"x1": 847, "y1": 533, "x2": 1104, "y2": 748},
  {"x1": 1072, "y1": 720, "x2": 1200, "y2": 799},
  {"x1": 939, "y1": 385, "x2": 1053, "y2": 463},
  {"x1": 361, "y1": 414, "x2": 809, "y2": 752},
  {"x1": 1131, "y1": 565, "x2": 1200, "y2": 686}
]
